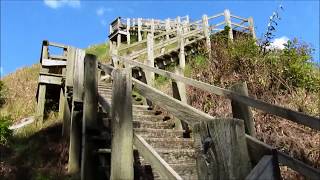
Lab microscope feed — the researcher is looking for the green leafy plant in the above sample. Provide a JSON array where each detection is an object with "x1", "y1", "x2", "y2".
[{"x1": 0, "y1": 115, "x2": 12, "y2": 145}]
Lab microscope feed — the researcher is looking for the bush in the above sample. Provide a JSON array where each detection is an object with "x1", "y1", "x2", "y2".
[{"x1": 0, "y1": 115, "x2": 12, "y2": 145}]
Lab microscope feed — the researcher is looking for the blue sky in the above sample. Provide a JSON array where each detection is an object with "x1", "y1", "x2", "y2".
[{"x1": 1, "y1": 0, "x2": 319, "y2": 76}]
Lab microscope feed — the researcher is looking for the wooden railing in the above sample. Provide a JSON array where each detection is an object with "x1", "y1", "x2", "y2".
[{"x1": 101, "y1": 55, "x2": 320, "y2": 179}]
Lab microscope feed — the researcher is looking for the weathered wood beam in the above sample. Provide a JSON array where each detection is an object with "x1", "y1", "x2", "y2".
[
  {"x1": 133, "y1": 134, "x2": 182, "y2": 180},
  {"x1": 245, "y1": 155, "x2": 278, "y2": 180},
  {"x1": 42, "y1": 59, "x2": 67, "y2": 66},
  {"x1": 110, "y1": 68, "x2": 134, "y2": 180},
  {"x1": 194, "y1": 118, "x2": 251, "y2": 180},
  {"x1": 231, "y1": 82, "x2": 256, "y2": 137},
  {"x1": 38, "y1": 75, "x2": 63, "y2": 85},
  {"x1": 81, "y1": 54, "x2": 98, "y2": 180}
]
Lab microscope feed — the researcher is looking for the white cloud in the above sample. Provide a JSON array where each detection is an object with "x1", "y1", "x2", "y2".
[
  {"x1": 96, "y1": 7, "x2": 113, "y2": 16},
  {"x1": 100, "y1": 20, "x2": 107, "y2": 27},
  {"x1": 44, "y1": 0, "x2": 81, "y2": 9},
  {"x1": 269, "y1": 36, "x2": 289, "y2": 50}
]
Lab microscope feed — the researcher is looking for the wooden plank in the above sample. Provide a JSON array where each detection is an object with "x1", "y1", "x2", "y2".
[
  {"x1": 117, "y1": 57, "x2": 320, "y2": 130},
  {"x1": 49, "y1": 54, "x2": 67, "y2": 60},
  {"x1": 133, "y1": 134, "x2": 182, "y2": 180},
  {"x1": 231, "y1": 82, "x2": 256, "y2": 136},
  {"x1": 110, "y1": 68, "x2": 134, "y2": 180},
  {"x1": 194, "y1": 118, "x2": 251, "y2": 180},
  {"x1": 39, "y1": 75, "x2": 63, "y2": 85},
  {"x1": 62, "y1": 96, "x2": 71, "y2": 137},
  {"x1": 97, "y1": 93, "x2": 111, "y2": 114},
  {"x1": 277, "y1": 151, "x2": 320, "y2": 179},
  {"x1": 73, "y1": 49, "x2": 85, "y2": 102},
  {"x1": 42, "y1": 59, "x2": 67, "y2": 66},
  {"x1": 68, "y1": 102, "x2": 82, "y2": 174},
  {"x1": 81, "y1": 54, "x2": 98, "y2": 180},
  {"x1": 36, "y1": 84, "x2": 46, "y2": 124},
  {"x1": 245, "y1": 155, "x2": 277, "y2": 180},
  {"x1": 202, "y1": 14, "x2": 211, "y2": 52},
  {"x1": 230, "y1": 14, "x2": 248, "y2": 21},
  {"x1": 146, "y1": 33, "x2": 155, "y2": 86},
  {"x1": 66, "y1": 46, "x2": 76, "y2": 87},
  {"x1": 48, "y1": 41, "x2": 67, "y2": 48},
  {"x1": 133, "y1": 78, "x2": 213, "y2": 126}
]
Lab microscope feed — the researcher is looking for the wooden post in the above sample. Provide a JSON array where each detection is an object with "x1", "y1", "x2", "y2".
[
  {"x1": 111, "y1": 42, "x2": 119, "y2": 68},
  {"x1": 224, "y1": 9, "x2": 234, "y2": 41},
  {"x1": 231, "y1": 82, "x2": 256, "y2": 137},
  {"x1": 171, "y1": 25, "x2": 187, "y2": 130},
  {"x1": 81, "y1": 54, "x2": 98, "y2": 180},
  {"x1": 68, "y1": 49, "x2": 85, "y2": 174},
  {"x1": 146, "y1": 33, "x2": 155, "y2": 86},
  {"x1": 202, "y1": 14, "x2": 211, "y2": 53},
  {"x1": 151, "y1": 19, "x2": 155, "y2": 36},
  {"x1": 138, "y1": 18, "x2": 142, "y2": 41},
  {"x1": 194, "y1": 118, "x2": 251, "y2": 179},
  {"x1": 165, "y1": 18, "x2": 170, "y2": 40},
  {"x1": 37, "y1": 41, "x2": 49, "y2": 124},
  {"x1": 110, "y1": 68, "x2": 134, "y2": 180},
  {"x1": 248, "y1": 17, "x2": 256, "y2": 39},
  {"x1": 127, "y1": 18, "x2": 131, "y2": 45},
  {"x1": 117, "y1": 34, "x2": 121, "y2": 48},
  {"x1": 109, "y1": 24, "x2": 113, "y2": 35},
  {"x1": 58, "y1": 87, "x2": 65, "y2": 120}
]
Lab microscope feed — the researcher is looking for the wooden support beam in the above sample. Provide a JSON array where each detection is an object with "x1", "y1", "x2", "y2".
[
  {"x1": 36, "y1": 84, "x2": 46, "y2": 124},
  {"x1": 224, "y1": 9, "x2": 234, "y2": 41},
  {"x1": 59, "y1": 87, "x2": 65, "y2": 122},
  {"x1": 38, "y1": 75, "x2": 63, "y2": 85},
  {"x1": 151, "y1": 19, "x2": 155, "y2": 36},
  {"x1": 68, "y1": 48, "x2": 85, "y2": 175},
  {"x1": 127, "y1": 18, "x2": 131, "y2": 45},
  {"x1": 138, "y1": 18, "x2": 142, "y2": 41},
  {"x1": 146, "y1": 33, "x2": 155, "y2": 86},
  {"x1": 194, "y1": 118, "x2": 251, "y2": 179},
  {"x1": 81, "y1": 54, "x2": 98, "y2": 180},
  {"x1": 165, "y1": 19, "x2": 170, "y2": 40},
  {"x1": 66, "y1": 46, "x2": 76, "y2": 87},
  {"x1": 117, "y1": 34, "x2": 121, "y2": 48},
  {"x1": 202, "y1": 14, "x2": 211, "y2": 53},
  {"x1": 133, "y1": 134, "x2": 182, "y2": 180},
  {"x1": 231, "y1": 82, "x2": 256, "y2": 137},
  {"x1": 245, "y1": 155, "x2": 278, "y2": 180},
  {"x1": 110, "y1": 68, "x2": 134, "y2": 180},
  {"x1": 42, "y1": 59, "x2": 67, "y2": 66}
]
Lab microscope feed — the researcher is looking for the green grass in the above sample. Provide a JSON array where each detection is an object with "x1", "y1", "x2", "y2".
[{"x1": 86, "y1": 42, "x2": 110, "y2": 63}]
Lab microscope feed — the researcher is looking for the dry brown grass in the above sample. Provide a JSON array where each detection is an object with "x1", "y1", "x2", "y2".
[{"x1": 1, "y1": 64, "x2": 40, "y2": 122}]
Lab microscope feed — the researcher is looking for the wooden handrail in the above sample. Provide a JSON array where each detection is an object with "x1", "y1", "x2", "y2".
[
  {"x1": 231, "y1": 14, "x2": 248, "y2": 21},
  {"x1": 207, "y1": 12, "x2": 224, "y2": 20},
  {"x1": 115, "y1": 57, "x2": 320, "y2": 130},
  {"x1": 133, "y1": 134, "x2": 182, "y2": 180}
]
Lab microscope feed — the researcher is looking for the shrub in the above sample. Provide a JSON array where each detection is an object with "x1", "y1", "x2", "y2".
[{"x1": 0, "y1": 115, "x2": 12, "y2": 145}]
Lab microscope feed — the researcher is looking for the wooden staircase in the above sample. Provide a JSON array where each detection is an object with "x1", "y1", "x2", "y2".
[{"x1": 98, "y1": 80, "x2": 198, "y2": 179}]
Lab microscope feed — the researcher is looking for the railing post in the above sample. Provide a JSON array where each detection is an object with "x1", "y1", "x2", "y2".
[
  {"x1": 37, "y1": 41, "x2": 49, "y2": 125},
  {"x1": 138, "y1": 18, "x2": 142, "y2": 41},
  {"x1": 81, "y1": 54, "x2": 98, "y2": 180},
  {"x1": 224, "y1": 9, "x2": 234, "y2": 41},
  {"x1": 230, "y1": 82, "x2": 256, "y2": 137},
  {"x1": 151, "y1": 19, "x2": 155, "y2": 36},
  {"x1": 110, "y1": 68, "x2": 134, "y2": 180},
  {"x1": 248, "y1": 17, "x2": 256, "y2": 39},
  {"x1": 111, "y1": 42, "x2": 119, "y2": 68},
  {"x1": 171, "y1": 25, "x2": 187, "y2": 130},
  {"x1": 202, "y1": 14, "x2": 211, "y2": 54},
  {"x1": 194, "y1": 118, "x2": 251, "y2": 179},
  {"x1": 146, "y1": 33, "x2": 155, "y2": 86},
  {"x1": 127, "y1": 18, "x2": 131, "y2": 45},
  {"x1": 165, "y1": 18, "x2": 170, "y2": 40},
  {"x1": 68, "y1": 48, "x2": 85, "y2": 175}
]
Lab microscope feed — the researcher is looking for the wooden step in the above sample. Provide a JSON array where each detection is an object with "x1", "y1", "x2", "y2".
[
  {"x1": 155, "y1": 148, "x2": 196, "y2": 164},
  {"x1": 133, "y1": 114, "x2": 172, "y2": 122},
  {"x1": 144, "y1": 138, "x2": 194, "y2": 149},
  {"x1": 134, "y1": 128, "x2": 184, "y2": 138},
  {"x1": 133, "y1": 120, "x2": 174, "y2": 129},
  {"x1": 170, "y1": 163, "x2": 198, "y2": 180}
]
